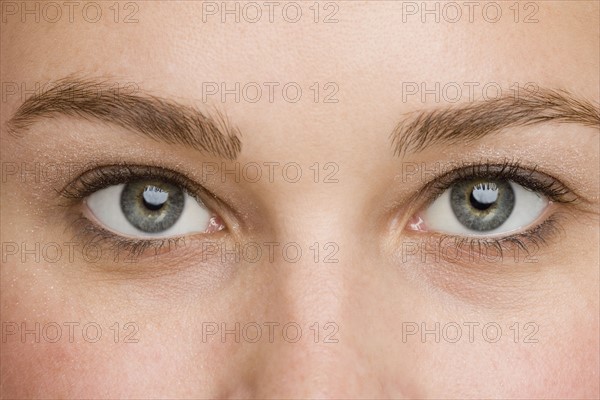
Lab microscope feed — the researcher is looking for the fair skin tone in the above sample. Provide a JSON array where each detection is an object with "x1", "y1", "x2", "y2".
[{"x1": 1, "y1": 1, "x2": 598, "y2": 398}]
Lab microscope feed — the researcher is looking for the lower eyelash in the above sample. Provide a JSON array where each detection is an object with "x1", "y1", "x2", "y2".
[
  {"x1": 67, "y1": 213, "x2": 189, "y2": 261},
  {"x1": 427, "y1": 213, "x2": 565, "y2": 263}
]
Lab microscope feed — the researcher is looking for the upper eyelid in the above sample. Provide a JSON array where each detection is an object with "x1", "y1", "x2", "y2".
[
  {"x1": 60, "y1": 164, "x2": 213, "y2": 201},
  {"x1": 410, "y1": 160, "x2": 579, "y2": 208},
  {"x1": 58, "y1": 164, "x2": 237, "y2": 224},
  {"x1": 61, "y1": 163, "x2": 252, "y2": 238},
  {"x1": 58, "y1": 161, "x2": 581, "y2": 223}
]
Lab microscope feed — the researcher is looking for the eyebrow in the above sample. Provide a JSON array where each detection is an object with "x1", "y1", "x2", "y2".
[
  {"x1": 6, "y1": 77, "x2": 242, "y2": 160},
  {"x1": 390, "y1": 88, "x2": 600, "y2": 156}
]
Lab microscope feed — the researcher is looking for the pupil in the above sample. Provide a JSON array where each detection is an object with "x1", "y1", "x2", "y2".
[
  {"x1": 450, "y1": 179, "x2": 515, "y2": 232},
  {"x1": 142, "y1": 186, "x2": 169, "y2": 211},
  {"x1": 469, "y1": 182, "x2": 498, "y2": 211}
]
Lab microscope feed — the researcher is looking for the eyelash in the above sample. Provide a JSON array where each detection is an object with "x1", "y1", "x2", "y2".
[
  {"x1": 409, "y1": 159, "x2": 576, "y2": 259},
  {"x1": 60, "y1": 160, "x2": 576, "y2": 261},
  {"x1": 425, "y1": 160, "x2": 574, "y2": 202},
  {"x1": 61, "y1": 164, "x2": 206, "y2": 200},
  {"x1": 61, "y1": 164, "x2": 223, "y2": 260}
]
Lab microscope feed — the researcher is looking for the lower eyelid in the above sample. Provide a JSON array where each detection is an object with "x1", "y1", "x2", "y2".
[
  {"x1": 399, "y1": 213, "x2": 565, "y2": 268},
  {"x1": 407, "y1": 200, "x2": 556, "y2": 238},
  {"x1": 68, "y1": 209, "x2": 228, "y2": 262}
]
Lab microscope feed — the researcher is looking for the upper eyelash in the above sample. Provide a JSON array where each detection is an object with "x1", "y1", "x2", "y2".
[
  {"x1": 422, "y1": 159, "x2": 577, "y2": 205},
  {"x1": 59, "y1": 164, "x2": 214, "y2": 205},
  {"x1": 61, "y1": 160, "x2": 573, "y2": 260}
]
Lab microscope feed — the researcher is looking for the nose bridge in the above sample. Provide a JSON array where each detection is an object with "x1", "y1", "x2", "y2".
[
  {"x1": 260, "y1": 188, "x2": 352, "y2": 325},
  {"x1": 218, "y1": 154, "x2": 395, "y2": 396},
  {"x1": 238, "y1": 193, "x2": 377, "y2": 397}
]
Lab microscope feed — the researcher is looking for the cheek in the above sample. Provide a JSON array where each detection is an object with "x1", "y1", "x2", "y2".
[
  {"x1": 1, "y1": 326, "x2": 184, "y2": 398},
  {"x1": 2, "y1": 339, "x2": 81, "y2": 397},
  {"x1": 470, "y1": 319, "x2": 599, "y2": 397},
  {"x1": 419, "y1": 331, "x2": 599, "y2": 399},
  {"x1": 501, "y1": 331, "x2": 598, "y2": 397},
  {"x1": 0, "y1": 266, "x2": 143, "y2": 397},
  {"x1": 535, "y1": 320, "x2": 600, "y2": 397},
  {"x1": 0, "y1": 282, "x2": 233, "y2": 398}
]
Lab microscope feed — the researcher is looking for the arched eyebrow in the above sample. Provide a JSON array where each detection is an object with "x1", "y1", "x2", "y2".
[
  {"x1": 390, "y1": 88, "x2": 600, "y2": 157},
  {"x1": 5, "y1": 77, "x2": 242, "y2": 160}
]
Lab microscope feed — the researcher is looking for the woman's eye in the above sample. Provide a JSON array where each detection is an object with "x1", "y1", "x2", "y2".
[
  {"x1": 84, "y1": 180, "x2": 224, "y2": 238},
  {"x1": 412, "y1": 179, "x2": 549, "y2": 236}
]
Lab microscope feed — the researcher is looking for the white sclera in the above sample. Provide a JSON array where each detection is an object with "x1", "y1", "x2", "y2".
[
  {"x1": 85, "y1": 183, "x2": 212, "y2": 238},
  {"x1": 423, "y1": 181, "x2": 548, "y2": 237}
]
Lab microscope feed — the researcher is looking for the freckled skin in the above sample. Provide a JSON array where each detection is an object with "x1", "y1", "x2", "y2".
[{"x1": 1, "y1": 1, "x2": 598, "y2": 398}]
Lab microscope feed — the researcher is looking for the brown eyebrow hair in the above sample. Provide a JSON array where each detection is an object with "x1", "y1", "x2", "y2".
[
  {"x1": 390, "y1": 87, "x2": 600, "y2": 156},
  {"x1": 6, "y1": 77, "x2": 242, "y2": 160}
]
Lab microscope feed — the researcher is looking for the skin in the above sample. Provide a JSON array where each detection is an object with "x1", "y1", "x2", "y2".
[{"x1": 1, "y1": 1, "x2": 598, "y2": 398}]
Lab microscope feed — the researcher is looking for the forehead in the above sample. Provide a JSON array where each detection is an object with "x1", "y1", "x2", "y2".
[
  {"x1": 1, "y1": 1, "x2": 598, "y2": 155},
  {"x1": 3, "y1": 2, "x2": 597, "y2": 82}
]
